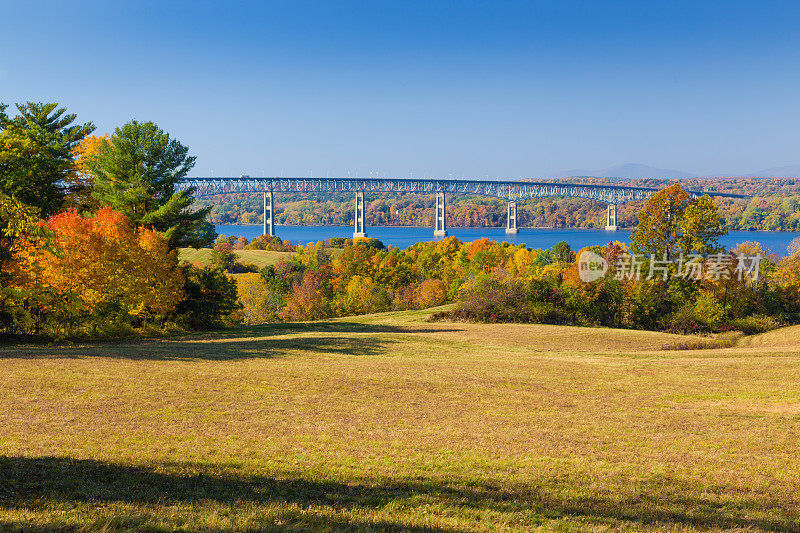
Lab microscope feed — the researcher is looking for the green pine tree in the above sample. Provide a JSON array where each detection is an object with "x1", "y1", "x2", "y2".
[
  {"x1": 89, "y1": 120, "x2": 215, "y2": 249},
  {"x1": 0, "y1": 102, "x2": 95, "y2": 217}
]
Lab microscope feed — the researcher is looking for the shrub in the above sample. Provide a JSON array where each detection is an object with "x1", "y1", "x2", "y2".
[
  {"x1": 9, "y1": 208, "x2": 184, "y2": 336},
  {"x1": 449, "y1": 273, "x2": 573, "y2": 324},
  {"x1": 414, "y1": 279, "x2": 447, "y2": 309},
  {"x1": 666, "y1": 304, "x2": 708, "y2": 334},
  {"x1": 175, "y1": 266, "x2": 240, "y2": 330},
  {"x1": 728, "y1": 314, "x2": 782, "y2": 335},
  {"x1": 234, "y1": 273, "x2": 284, "y2": 325},
  {"x1": 693, "y1": 290, "x2": 726, "y2": 330},
  {"x1": 663, "y1": 331, "x2": 744, "y2": 350},
  {"x1": 280, "y1": 269, "x2": 333, "y2": 321}
]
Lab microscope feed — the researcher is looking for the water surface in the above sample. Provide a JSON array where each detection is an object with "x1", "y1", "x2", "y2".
[{"x1": 216, "y1": 224, "x2": 800, "y2": 256}]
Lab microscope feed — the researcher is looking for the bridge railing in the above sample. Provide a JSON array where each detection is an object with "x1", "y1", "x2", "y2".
[{"x1": 179, "y1": 176, "x2": 747, "y2": 202}]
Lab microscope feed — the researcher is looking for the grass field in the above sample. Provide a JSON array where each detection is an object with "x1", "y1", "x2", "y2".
[
  {"x1": 2, "y1": 310, "x2": 800, "y2": 531},
  {"x1": 178, "y1": 248, "x2": 294, "y2": 269}
]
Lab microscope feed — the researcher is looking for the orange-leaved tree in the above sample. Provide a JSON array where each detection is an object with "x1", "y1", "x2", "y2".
[
  {"x1": 413, "y1": 278, "x2": 447, "y2": 309},
  {"x1": 12, "y1": 207, "x2": 184, "y2": 322}
]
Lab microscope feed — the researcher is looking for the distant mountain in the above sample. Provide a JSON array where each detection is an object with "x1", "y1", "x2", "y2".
[
  {"x1": 748, "y1": 165, "x2": 800, "y2": 178},
  {"x1": 550, "y1": 163, "x2": 696, "y2": 180}
]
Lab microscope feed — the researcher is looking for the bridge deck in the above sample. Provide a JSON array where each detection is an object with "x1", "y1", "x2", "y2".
[{"x1": 179, "y1": 176, "x2": 748, "y2": 204}]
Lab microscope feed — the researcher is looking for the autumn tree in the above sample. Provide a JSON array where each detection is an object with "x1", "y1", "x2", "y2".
[
  {"x1": 632, "y1": 184, "x2": 726, "y2": 258},
  {"x1": 0, "y1": 192, "x2": 53, "y2": 333},
  {"x1": 235, "y1": 273, "x2": 284, "y2": 325},
  {"x1": 87, "y1": 120, "x2": 214, "y2": 249},
  {"x1": 678, "y1": 195, "x2": 726, "y2": 255},
  {"x1": 465, "y1": 238, "x2": 506, "y2": 274},
  {"x1": 0, "y1": 191, "x2": 48, "y2": 268},
  {"x1": 69, "y1": 133, "x2": 111, "y2": 210},
  {"x1": 774, "y1": 250, "x2": 800, "y2": 289},
  {"x1": 280, "y1": 269, "x2": 332, "y2": 321},
  {"x1": 0, "y1": 102, "x2": 95, "y2": 217},
  {"x1": 551, "y1": 241, "x2": 575, "y2": 263},
  {"x1": 337, "y1": 275, "x2": 392, "y2": 315},
  {"x1": 11, "y1": 207, "x2": 184, "y2": 333},
  {"x1": 414, "y1": 279, "x2": 447, "y2": 309},
  {"x1": 632, "y1": 184, "x2": 690, "y2": 258}
]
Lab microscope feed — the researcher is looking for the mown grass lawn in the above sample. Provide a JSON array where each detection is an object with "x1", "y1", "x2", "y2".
[
  {"x1": 178, "y1": 248, "x2": 294, "y2": 269},
  {"x1": 1, "y1": 310, "x2": 799, "y2": 531}
]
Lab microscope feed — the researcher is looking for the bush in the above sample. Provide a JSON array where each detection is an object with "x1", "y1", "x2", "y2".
[
  {"x1": 327, "y1": 237, "x2": 349, "y2": 248},
  {"x1": 728, "y1": 314, "x2": 782, "y2": 335},
  {"x1": 666, "y1": 304, "x2": 708, "y2": 334},
  {"x1": 7, "y1": 208, "x2": 184, "y2": 337},
  {"x1": 244, "y1": 235, "x2": 296, "y2": 252},
  {"x1": 175, "y1": 266, "x2": 240, "y2": 330},
  {"x1": 662, "y1": 331, "x2": 744, "y2": 350},
  {"x1": 693, "y1": 290, "x2": 726, "y2": 330},
  {"x1": 449, "y1": 274, "x2": 573, "y2": 324}
]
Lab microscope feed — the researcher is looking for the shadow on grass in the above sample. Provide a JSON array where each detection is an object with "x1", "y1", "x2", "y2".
[
  {"x1": 226, "y1": 320, "x2": 462, "y2": 339},
  {"x1": 0, "y1": 457, "x2": 796, "y2": 532},
  {"x1": 0, "y1": 321, "x2": 454, "y2": 361}
]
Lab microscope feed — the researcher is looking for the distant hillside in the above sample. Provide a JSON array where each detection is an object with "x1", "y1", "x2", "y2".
[
  {"x1": 551, "y1": 163, "x2": 696, "y2": 180},
  {"x1": 749, "y1": 165, "x2": 800, "y2": 178}
]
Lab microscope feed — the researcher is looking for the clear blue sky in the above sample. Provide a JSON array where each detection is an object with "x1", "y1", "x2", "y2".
[{"x1": 2, "y1": 1, "x2": 799, "y2": 178}]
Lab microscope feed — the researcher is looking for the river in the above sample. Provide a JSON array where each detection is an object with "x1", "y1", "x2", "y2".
[{"x1": 215, "y1": 224, "x2": 800, "y2": 256}]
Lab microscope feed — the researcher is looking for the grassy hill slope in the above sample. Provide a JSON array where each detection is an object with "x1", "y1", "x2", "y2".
[
  {"x1": 2, "y1": 311, "x2": 799, "y2": 531},
  {"x1": 178, "y1": 247, "x2": 294, "y2": 269}
]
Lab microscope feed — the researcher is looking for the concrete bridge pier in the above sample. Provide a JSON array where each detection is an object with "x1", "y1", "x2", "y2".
[
  {"x1": 262, "y1": 190, "x2": 274, "y2": 237},
  {"x1": 506, "y1": 201, "x2": 518, "y2": 234},
  {"x1": 434, "y1": 192, "x2": 448, "y2": 237},
  {"x1": 605, "y1": 203, "x2": 618, "y2": 231},
  {"x1": 353, "y1": 191, "x2": 367, "y2": 238}
]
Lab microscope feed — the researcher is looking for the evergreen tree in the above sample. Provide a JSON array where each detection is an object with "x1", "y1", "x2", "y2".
[
  {"x1": 89, "y1": 120, "x2": 214, "y2": 249},
  {"x1": 0, "y1": 102, "x2": 95, "y2": 217}
]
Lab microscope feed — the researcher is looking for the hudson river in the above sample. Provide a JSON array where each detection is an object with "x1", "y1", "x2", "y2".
[{"x1": 216, "y1": 225, "x2": 800, "y2": 256}]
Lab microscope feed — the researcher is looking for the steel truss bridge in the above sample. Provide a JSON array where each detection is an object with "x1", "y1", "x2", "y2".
[{"x1": 178, "y1": 176, "x2": 748, "y2": 237}]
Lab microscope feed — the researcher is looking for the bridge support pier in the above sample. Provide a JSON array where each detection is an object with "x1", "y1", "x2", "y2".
[
  {"x1": 353, "y1": 191, "x2": 367, "y2": 238},
  {"x1": 605, "y1": 203, "x2": 618, "y2": 231},
  {"x1": 434, "y1": 192, "x2": 447, "y2": 237},
  {"x1": 263, "y1": 190, "x2": 274, "y2": 237},
  {"x1": 505, "y1": 201, "x2": 518, "y2": 234}
]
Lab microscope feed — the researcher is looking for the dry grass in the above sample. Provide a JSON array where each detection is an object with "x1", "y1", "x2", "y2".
[
  {"x1": 1, "y1": 311, "x2": 800, "y2": 531},
  {"x1": 178, "y1": 248, "x2": 294, "y2": 269},
  {"x1": 660, "y1": 331, "x2": 746, "y2": 351}
]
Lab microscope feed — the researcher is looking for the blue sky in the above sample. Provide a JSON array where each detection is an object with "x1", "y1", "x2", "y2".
[{"x1": 2, "y1": 1, "x2": 799, "y2": 178}]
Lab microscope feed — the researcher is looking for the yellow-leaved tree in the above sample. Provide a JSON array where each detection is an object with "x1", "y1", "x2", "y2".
[
  {"x1": 12, "y1": 207, "x2": 184, "y2": 322},
  {"x1": 235, "y1": 273, "x2": 284, "y2": 325}
]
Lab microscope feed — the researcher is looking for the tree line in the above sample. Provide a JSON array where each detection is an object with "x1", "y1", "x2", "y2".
[
  {"x1": 228, "y1": 184, "x2": 800, "y2": 335},
  {"x1": 1, "y1": 102, "x2": 233, "y2": 338}
]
